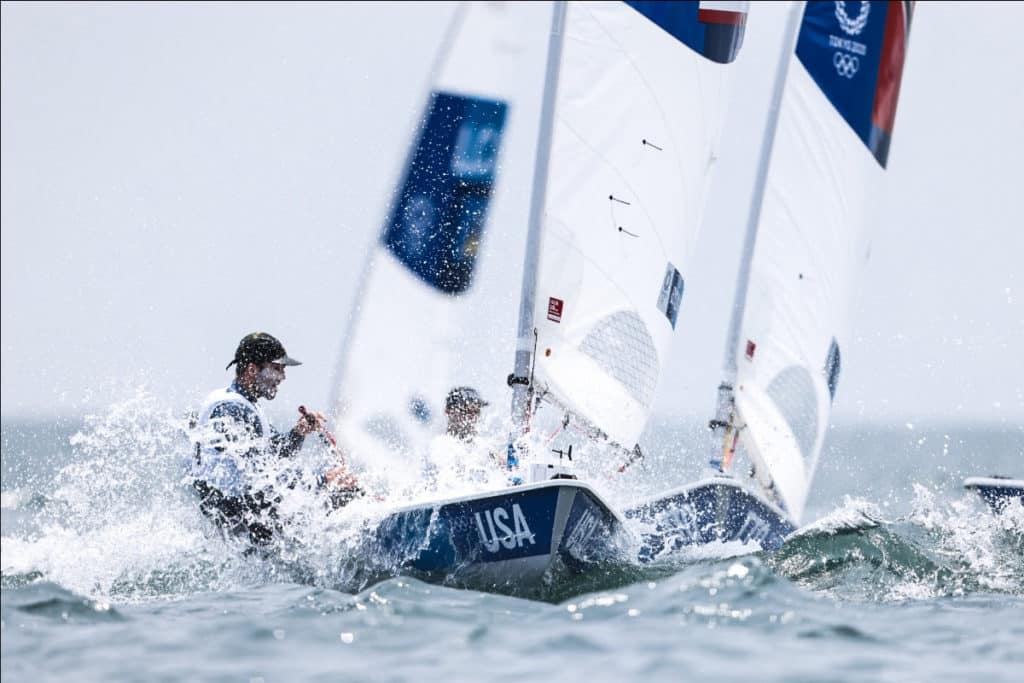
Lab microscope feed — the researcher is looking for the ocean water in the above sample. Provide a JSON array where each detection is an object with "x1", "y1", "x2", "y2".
[{"x1": 2, "y1": 395, "x2": 1022, "y2": 682}]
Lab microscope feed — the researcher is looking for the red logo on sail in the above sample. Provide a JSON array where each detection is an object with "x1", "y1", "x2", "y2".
[
  {"x1": 745, "y1": 339, "x2": 756, "y2": 360},
  {"x1": 547, "y1": 298, "x2": 564, "y2": 323}
]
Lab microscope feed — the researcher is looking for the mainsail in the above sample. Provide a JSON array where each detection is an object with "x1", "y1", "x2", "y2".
[
  {"x1": 330, "y1": 3, "x2": 548, "y2": 473},
  {"x1": 520, "y1": 1, "x2": 749, "y2": 449},
  {"x1": 719, "y1": 1, "x2": 914, "y2": 522}
]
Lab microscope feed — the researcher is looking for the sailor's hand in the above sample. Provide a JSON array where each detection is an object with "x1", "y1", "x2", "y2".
[
  {"x1": 324, "y1": 464, "x2": 359, "y2": 490},
  {"x1": 616, "y1": 443, "x2": 644, "y2": 473},
  {"x1": 295, "y1": 408, "x2": 327, "y2": 436}
]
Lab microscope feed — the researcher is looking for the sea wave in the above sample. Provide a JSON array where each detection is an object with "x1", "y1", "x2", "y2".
[
  {"x1": 769, "y1": 488, "x2": 1024, "y2": 600},
  {"x1": 1, "y1": 580, "x2": 124, "y2": 623}
]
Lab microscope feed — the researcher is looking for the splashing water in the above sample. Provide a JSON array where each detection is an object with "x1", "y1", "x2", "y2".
[
  {"x1": 770, "y1": 488, "x2": 1024, "y2": 601},
  {"x1": 1, "y1": 389, "x2": 552, "y2": 601},
  {"x1": 2, "y1": 390, "x2": 237, "y2": 600},
  {"x1": 3, "y1": 391, "x2": 1021, "y2": 607}
]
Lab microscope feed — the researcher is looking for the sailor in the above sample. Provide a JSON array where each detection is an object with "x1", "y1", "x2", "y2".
[
  {"x1": 190, "y1": 332, "x2": 356, "y2": 546},
  {"x1": 424, "y1": 386, "x2": 503, "y2": 487},
  {"x1": 443, "y1": 386, "x2": 488, "y2": 442}
]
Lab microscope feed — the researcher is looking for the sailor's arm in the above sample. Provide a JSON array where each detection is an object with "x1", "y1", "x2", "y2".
[
  {"x1": 269, "y1": 425, "x2": 305, "y2": 458},
  {"x1": 268, "y1": 407, "x2": 327, "y2": 458}
]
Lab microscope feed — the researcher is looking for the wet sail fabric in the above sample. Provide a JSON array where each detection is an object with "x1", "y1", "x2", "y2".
[
  {"x1": 733, "y1": 1, "x2": 913, "y2": 521},
  {"x1": 532, "y1": 1, "x2": 748, "y2": 447},
  {"x1": 330, "y1": 3, "x2": 548, "y2": 472}
]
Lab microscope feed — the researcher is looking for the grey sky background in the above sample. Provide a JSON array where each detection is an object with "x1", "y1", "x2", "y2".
[{"x1": 2, "y1": 2, "x2": 1022, "y2": 426}]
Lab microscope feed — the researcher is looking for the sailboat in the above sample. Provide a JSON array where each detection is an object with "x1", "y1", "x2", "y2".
[
  {"x1": 627, "y1": 0, "x2": 916, "y2": 557},
  {"x1": 330, "y1": 0, "x2": 748, "y2": 592},
  {"x1": 327, "y1": 3, "x2": 545, "y2": 486},
  {"x1": 963, "y1": 476, "x2": 1024, "y2": 513}
]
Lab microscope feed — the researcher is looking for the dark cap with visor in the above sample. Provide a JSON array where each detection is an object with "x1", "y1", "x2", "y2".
[
  {"x1": 226, "y1": 332, "x2": 302, "y2": 371},
  {"x1": 445, "y1": 386, "x2": 489, "y2": 412}
]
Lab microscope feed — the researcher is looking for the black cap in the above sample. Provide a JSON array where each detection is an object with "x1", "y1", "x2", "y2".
[
  {"x1": 445, "y1": 386, "x2": 488, "y2": 411},
  {"x1": 226, "y1": 332, "x2": 302, "y2": 370}
]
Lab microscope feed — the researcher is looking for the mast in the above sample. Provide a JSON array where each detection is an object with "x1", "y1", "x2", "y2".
[
  {"x1": 710, "y1": 2, "x2": 803, "y2": 461},
  {"x1": 508, "y1": 1, "x2": 567, "y2": 447}
]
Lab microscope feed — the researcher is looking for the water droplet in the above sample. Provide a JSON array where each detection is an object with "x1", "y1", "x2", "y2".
[{"x1": 726, "y1": 563, "x2": 749, "y2": 578}]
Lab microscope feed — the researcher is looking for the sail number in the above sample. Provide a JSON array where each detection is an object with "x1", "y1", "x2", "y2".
[{"x1": 563, "y1": 509, "x2": 601, "y2": 556}]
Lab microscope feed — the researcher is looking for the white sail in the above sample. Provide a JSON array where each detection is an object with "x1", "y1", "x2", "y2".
[
  {"x1": 330, "y1": 3, "x2": 549, "y2": 473},
  {"x1": 730, "y1": 1, "x2": 914, "y2": 521},
  {"x1": 530, "y1": 1, "x2": 749, "y2": 447}
]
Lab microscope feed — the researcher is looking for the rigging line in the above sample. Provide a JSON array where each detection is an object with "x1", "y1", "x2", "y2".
[
  {"x1": 543, "y1": 424, "x2": 564, "y2": 447},
  {"x1": 522, "y1": 328, "x2": 539, "y2": 429}
]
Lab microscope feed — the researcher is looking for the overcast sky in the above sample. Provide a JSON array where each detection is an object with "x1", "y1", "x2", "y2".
[{"x1": 2, "y1": 1, "x2": 1022, "y2": 426}]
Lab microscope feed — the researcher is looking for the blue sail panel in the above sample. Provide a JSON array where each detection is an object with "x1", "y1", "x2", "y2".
[
  {"x1": 796, "y1": 1, "x2": 913, "y2": 167},
  {"x1": 383, "y1": 91, "x2": 508, "y2": 294},
  {"x1": 625, "y1": 1, "x2": 748, "y2": 64}
]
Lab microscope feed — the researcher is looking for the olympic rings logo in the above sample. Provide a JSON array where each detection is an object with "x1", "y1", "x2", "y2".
[{"x1": 833, "y1": 51, "x2": 859, "y2": 78}]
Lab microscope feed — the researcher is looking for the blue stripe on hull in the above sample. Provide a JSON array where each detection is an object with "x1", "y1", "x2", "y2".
[{"x1": 625, "y1": 480, "x2": 796, "y2": 562}]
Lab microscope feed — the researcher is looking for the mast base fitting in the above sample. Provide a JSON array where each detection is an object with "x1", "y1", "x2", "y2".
[{"x1": 507, "y1": 374, "x2": 530, "y2": 387}]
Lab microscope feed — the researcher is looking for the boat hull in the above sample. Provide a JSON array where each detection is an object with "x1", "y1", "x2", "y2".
[
  {"x1": 963, "y1": 476, "x2": 1024, "y2": 513},
  {"x1": 624, "y1": 477, "x2": 796, "y2": 561},
  {"x1": 367, "y1": 480, "x2": 630, "y2": 593}
]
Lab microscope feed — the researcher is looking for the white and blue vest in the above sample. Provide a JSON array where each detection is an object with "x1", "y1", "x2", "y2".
[{"x1": 190, "y1": 384, "x2": 271, "y2": 497}]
